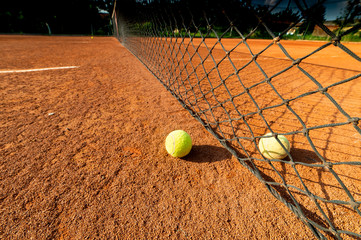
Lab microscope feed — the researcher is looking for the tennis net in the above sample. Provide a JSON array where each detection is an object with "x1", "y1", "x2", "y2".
[{"x1": 112, "y1": 1, "x2": 361, "y2": 239}]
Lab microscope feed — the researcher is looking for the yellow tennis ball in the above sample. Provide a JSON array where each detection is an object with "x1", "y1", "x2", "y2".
[
  {"x1": 259, "y1": 133, "x2": 290, "y2": 159},
  {"x1": 165, "y1": 130, "x2": 192, "y2": 158}
]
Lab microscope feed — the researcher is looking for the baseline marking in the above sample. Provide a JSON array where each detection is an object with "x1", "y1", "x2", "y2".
[
  {"x1": 204, "y1": 57, "x2": 275, "y2": 62},
  {"x1": 0, "y1": 66, "x2": 79, "y2": 74}
]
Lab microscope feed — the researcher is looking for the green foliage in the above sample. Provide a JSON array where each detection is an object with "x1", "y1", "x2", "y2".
[
  {"x1": 339, "y1": 31, "x2": 361, "y2": 42},
  {"x1": 298, "y1": 2, "x2": 326, "y2": 35},
  {"x1": 336, "y1": 0, "x2": 361, "y2": 27},
  {"x1": 281, "y1": 32, "x2": 361, "y2": 42},
  {"x1": 120, "y1": 0, "x2": 360, "y2": 42}
]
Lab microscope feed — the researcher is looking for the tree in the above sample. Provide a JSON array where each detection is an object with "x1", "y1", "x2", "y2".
[
  {"x1": 0, "y1": 0, "x2": 113, "y2": 35},
  {"x1": 335, "y1": 0, "x2": 361, "y2": 31},
  {"x1": 298, "y1": 1, "x2": 326, "y2": 36}
]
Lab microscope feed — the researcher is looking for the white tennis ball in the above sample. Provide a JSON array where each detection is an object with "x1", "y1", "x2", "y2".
[
  {"x1": 259, "y1": 133, "x2": 290, "y2": 159},
  {"x1": 165, "y1": 130, "x2": 192, "y2": 158}
]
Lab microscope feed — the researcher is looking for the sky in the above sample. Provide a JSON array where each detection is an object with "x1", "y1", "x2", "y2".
[
  {"x1": 254, "y1": 0, "x2": 349, "y2": 20},
  {"x1": 323, "y1": 0, "x2": 348, "y2": 20}
]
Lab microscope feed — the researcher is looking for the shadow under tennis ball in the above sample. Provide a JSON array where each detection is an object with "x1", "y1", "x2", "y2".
[
  {"x1": 183, "y1": 145, "x2": 232, "y2": 163},
  {"x1": 290, "y1": 148, "x2": 322, "y2": 164}
]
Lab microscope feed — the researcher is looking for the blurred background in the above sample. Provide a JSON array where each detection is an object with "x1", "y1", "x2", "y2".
[
  {"x1": 0, "y1": 0, "x2": 113, "y2": 35},
  {"x1": 0, "y1": 0, "x2": 359, "y2": 40}
]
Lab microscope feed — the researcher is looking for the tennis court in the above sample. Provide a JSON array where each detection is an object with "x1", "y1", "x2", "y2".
[
  {"x1": 123, "y1": 33, "x2": 361, "y2": 239},
  {"x1": 1, "y1": 33, "x2": 360, "y2": 239},
  {"x1": 0, "y1": 35, "x2": 315, "y2": 239}
]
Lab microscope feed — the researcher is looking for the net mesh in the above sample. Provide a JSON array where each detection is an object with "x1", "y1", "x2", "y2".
[{"x1": 112, "y1": 0, "x2": 361, "y2": 239}]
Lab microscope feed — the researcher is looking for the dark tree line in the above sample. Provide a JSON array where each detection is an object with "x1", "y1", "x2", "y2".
[
  {"x1": 117, "y1": 0, "x2": 328, "y2": 39},
  {"x1": 3, "y1": 0, "x2": 358, "y2": 37},
  {"x1": 0, "y1": 0, "x2": 113, "y2": 35},
  {"x1": 336, "y1": 0, "x2": 361, "y2": 32}
]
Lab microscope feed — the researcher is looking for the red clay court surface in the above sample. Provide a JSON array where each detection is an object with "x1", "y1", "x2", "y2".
[{"x1": 0, "y1": 35, "x2": 360, "y2": 239}]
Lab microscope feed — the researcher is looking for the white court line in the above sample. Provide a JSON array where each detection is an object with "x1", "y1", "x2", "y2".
[
  {"x1": 204, "y1": 57, "x2": 278, "y2": 62},
  {"x1": 204, "y1": 58, "x2": 251, "y2": 62},
  {"x1": 0, "y1": 66, "x2": 79, "y2": 74}
]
